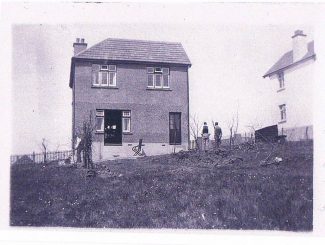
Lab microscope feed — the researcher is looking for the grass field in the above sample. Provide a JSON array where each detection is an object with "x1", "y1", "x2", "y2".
[{"x1": 10, "y1": 141, "x2": 313, "y2": 230}]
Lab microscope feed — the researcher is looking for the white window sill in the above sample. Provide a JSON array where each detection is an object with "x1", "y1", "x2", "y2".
[
  {"x1": 123, "y1": 132, "x2": 133, "y2": 135},
  {"x1": 146, "y1": 87, "x2": 172, "y2": 91},
  {"x1": 92, "y1": 85, "x2": 118, "y2": 89},
  {"x1": 95, "y1": 131, "x2": 104, "y2": 134}
]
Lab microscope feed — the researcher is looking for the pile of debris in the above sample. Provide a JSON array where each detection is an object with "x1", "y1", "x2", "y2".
[
  {"x1": 170, "y1": 147, "x2": 245, "y2": 168},
  {"x1": 170, "y1": 141, "x2": 289, "y2": 168},
  {"x1": 93, "y1": 163, "x2": 123, "y2": 178}
]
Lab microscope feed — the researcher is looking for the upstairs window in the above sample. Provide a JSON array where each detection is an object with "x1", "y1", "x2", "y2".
[
  {"x1": 278, "y1": 72, "x2": 285, "y2": 89},
  {"x1": 147, "y1": 67, "x2": 170, "y2": 89},
  {"x1": 92, "y1": 65, "x2": 117, "y2": 87},
  {"x1": 279, "y1": 104, "x2": 286, "y2": 122}
]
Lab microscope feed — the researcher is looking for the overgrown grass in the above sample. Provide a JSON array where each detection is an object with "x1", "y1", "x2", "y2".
[{"x1": 10, "y1": 141, "x2": 313, "y2": 230}]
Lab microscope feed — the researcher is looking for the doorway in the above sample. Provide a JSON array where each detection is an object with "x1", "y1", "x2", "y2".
[
  {"x1": 169, "y1": 112, "x2": 181, "y2": 145},
  {"x1": 104, "y1": 110, "x2": 122, "y2": 145}
]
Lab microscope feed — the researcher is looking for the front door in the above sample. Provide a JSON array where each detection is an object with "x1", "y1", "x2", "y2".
[
  {"x1": 169, "y1": 112, "x2": 181, "y2": 145},
  {"x1": 104, "y1": 110, "x2": 122, "y2": 145}
]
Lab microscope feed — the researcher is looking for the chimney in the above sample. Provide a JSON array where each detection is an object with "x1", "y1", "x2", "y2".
[
  {"x1": 73, "y1": 38, "x2": 87, "y2": 56},
  {"x1": 292, "y1": 30, "x2": 308, "y2": 62}
]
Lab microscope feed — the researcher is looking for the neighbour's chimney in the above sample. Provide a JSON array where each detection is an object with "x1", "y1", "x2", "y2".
[
  {"x1": 292, "y1": 30, "x2": 308, "y2": 62},
  {"x1": 73, "y1": 38, "x2": 87, "y2": 56}
]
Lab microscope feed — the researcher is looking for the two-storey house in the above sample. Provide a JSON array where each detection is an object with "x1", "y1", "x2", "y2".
[
  {"x1": 263, "y1": 30, "x2": 316, "y2": 141},
  {"x1": 69, "y1": 38, "x2": 191, "y2": 160}
]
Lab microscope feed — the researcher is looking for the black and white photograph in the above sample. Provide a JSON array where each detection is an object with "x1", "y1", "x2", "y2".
[{"x1": 1, "y1": 1, "x2": 325, "y2": 244}]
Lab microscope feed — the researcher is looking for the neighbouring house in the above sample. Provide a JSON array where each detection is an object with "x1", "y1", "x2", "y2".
[
  {"x1": 69, "y1": 38, "x2": 191, "y2": 160},
  {"x1": 263, "y1": 30, "x2": 316, "y2": 141}
]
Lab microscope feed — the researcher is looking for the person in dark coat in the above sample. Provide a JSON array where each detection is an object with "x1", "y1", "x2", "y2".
[{"x1": 213, "y1": 122, "x2": 222, "y2": 149}]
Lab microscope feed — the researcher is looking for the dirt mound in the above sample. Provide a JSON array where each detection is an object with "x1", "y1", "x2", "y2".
[{"x1": 169, "y1": 141, "x2": 312, "y2": 169}]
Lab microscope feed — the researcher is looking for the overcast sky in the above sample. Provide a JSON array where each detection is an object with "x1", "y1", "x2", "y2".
[{"x1": 8, "y1": 3, "x2": 316, "y2": 154}]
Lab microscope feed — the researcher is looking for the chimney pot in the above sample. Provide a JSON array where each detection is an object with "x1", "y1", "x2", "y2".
[
  {"x1": 295, "y1": 30, "x2": 302, "y2": 35},
  {"x1": 292, "y1": 30, "x2": 308, "y2": 62},
  {"x1": 73, "y1": 38, "x2": 87, "y2": 56}
]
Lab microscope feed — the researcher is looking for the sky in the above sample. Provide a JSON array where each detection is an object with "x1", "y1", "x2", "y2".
[{"x1": 7, "y1": 3, "x2": 316, "y2": 154}]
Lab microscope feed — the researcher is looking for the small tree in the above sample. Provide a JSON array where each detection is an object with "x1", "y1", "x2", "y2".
[
  {"x1": 190, "y1": 114, "x2": 202, "y2": 151},
  {"x1": 227, "y1": 103, "x2": 239, "y2": 149},
  {"x1": 80, "y1": 112, "x2": 96, "y2": 169},
  {"x1": 227, "y1": 117, "x2": 234, "y2": 149}
]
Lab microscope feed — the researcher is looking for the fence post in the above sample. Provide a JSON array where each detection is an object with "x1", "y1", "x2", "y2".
[{"x1": 32, "y1": 152, "x2": 35, "y2": 162}]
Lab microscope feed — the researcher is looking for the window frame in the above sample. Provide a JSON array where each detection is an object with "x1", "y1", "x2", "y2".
[
  {"x1": 279, "y1": 104, "x2": 286, "y2": 122},
  {"x1": 108, "y1": 71, "x2": 117, "y2": 87},
  {"x1": 278, "y1": 72, "x2": 285, "y2": 89},
  {"x1": 162, "y1": 74, "x2": 170, "y2": 88},
  {"x1": 154, "y1": 74, "x2": 163, "y2": 88},
  {"x1": 108, "y1": 65, "x2": 116, "y2": 72},
  {"x1": 169, "y1": 112, "x2": 182, "y2": 145},
  {"x1": 122, "y1": 110, "x2": 131, "y2": 133},
  {"x1": 99, "y1": 71, "x2": 109, "y2": 86},
  {"x1": 95, "y1": 110, "x2": 105, "y2": 132},
  {"x1": 147, "y1": 73, "x2": 155, "y2": 88},
  {"x1": 101, "y1": 65, "x2": 109, "y2": 71},
  {"x1": 92, "y1": 65, "x2": 117, "y2": 87},
  {"x1": 147, "y1": 66, "x2": 170, "y2": 89},
  {"x1": 92, "y1": 72, "x2": 100, "y2": 86}
]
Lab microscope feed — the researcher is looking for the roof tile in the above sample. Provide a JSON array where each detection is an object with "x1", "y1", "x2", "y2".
[{"x1": 74, "y1": 38, "x2": 191, "y2": 65}]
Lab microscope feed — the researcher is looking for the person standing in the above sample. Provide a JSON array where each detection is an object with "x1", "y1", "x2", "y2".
[
  {"x1": 201, "y1": 122, "x2": 210, "y2": 151},
  {"x1": 213, "y1": 122, "x2": 222, "y2": 149},
  {"x1": 76, "y1": 135, "x2": 84, "y2": 163}
]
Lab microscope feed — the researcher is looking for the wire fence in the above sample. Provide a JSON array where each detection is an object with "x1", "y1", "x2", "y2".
[
  {"x1": 10, "y1": 150, "x2": 73, "y2": 165},
  {"x1": 190, "y1": 133, "x2": 254, "y2": 150}
]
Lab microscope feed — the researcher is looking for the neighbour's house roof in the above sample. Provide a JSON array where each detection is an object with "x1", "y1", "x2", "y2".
[
  {"x1": 70, "y1": 38, "x2": 191, "y2": 88},
  {"x1": 263, "y1": 41, "x2": 315, "y2": 78},
  {"x1": 74, "y1": 38, "x2": 191, "y2": 65}
]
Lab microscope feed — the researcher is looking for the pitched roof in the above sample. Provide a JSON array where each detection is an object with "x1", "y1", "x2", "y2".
[
  {"x1": 263, "y1": 41, "x2": 315, "y2": 78},
  {"x1": 74, "y1": 38, "x2": 191, "y2": 66}
]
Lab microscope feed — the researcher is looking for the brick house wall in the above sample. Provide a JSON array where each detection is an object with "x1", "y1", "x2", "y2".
[{"x1": 72, "y1": 60, "x2": 189, "y2": 160}]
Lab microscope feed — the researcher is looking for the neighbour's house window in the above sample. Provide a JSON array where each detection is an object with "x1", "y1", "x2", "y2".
[
  {"x1": 92, "y1": 65, "x2": 117, "y2": 87},
  {"x1": 122, "y1": 111, "x2": 131, "y2": 133},
  {"x1": 95, "y1": 110, "x2": 104, "y2": 132},
  {"x1": 147, "y1": 67, "x2": 170, "y2": 88},
  {"x1": 279, "y1": 104, "x2": 286, "y2": 122},
  {"x1": 278, "y1": 72, "x2": 285, "y2": 89}
]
